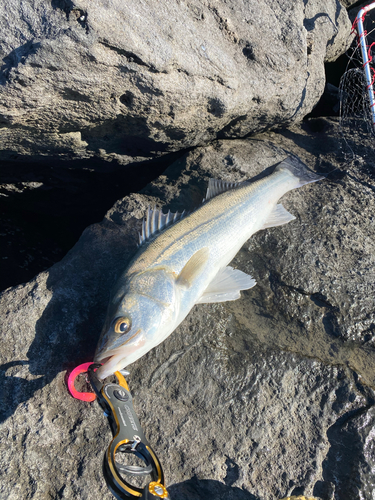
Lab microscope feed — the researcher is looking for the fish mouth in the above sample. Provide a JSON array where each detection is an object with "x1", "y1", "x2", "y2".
[
  {"x1": 95, "y1": 351, "x2": 127, "y2": 379},
  {"x1": 95, "y1": 329, "x2": 142, "y2": 361},
  {"x1": 94, "y1": 329, "x2": 143, "y2": 379}
]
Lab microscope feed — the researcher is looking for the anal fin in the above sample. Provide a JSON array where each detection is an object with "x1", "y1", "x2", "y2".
[
  {"x1": 197, "y1": 266, "x2": 256, "y2": 304},
  {"x1": 261, "y1": 204, "x2": 295, "y2": 230}
]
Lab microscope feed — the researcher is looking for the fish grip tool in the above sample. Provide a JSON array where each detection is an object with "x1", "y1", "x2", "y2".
[{"x1": 87, "y1": 364, "x2": 169, "y2": 499}]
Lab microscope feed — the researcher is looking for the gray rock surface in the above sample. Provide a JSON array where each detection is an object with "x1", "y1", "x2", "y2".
[
  {"x1": 340, "y1": 0, "x2": 359, "y2": 9},
  {"x1": 0, "y1": 0, "x2": 352, "y2": 161},
  {"x1": 1, "y1": 118, "x2": 375, "y2": 499},
  {"x1": 0, "y1": 151, "x2": 183, "y2": 291}
]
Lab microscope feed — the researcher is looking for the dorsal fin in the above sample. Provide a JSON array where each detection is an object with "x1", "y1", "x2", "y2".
[
  {"x1": 138, "y1": 207, "x2": 187, "y2": 246},
  {"x1": 204, "y1": 178, "x2": 247, "y2": 202}
]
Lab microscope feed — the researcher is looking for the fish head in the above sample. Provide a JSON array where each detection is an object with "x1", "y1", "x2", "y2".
[{"x1": 94, "y1": 276, "x2": 177, "y2": 379}]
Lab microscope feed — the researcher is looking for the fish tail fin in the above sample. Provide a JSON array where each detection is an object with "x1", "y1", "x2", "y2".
[{"x1": 275, "y1": 156, "x2": 325, "y2": 187}]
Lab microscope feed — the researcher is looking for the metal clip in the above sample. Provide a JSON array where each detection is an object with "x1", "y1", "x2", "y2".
[{"x1": 87, "y1": 364, "x2": 169, "y2": 499}]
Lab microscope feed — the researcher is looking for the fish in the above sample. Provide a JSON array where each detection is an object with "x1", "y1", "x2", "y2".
[{"x1": 94, "y1": 156, "x2": 323, "y2": 379}]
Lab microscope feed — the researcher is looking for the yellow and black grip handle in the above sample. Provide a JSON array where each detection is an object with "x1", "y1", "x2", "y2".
[{"x1": 88, "y1": 364, "x2": 169, "y2": 500}]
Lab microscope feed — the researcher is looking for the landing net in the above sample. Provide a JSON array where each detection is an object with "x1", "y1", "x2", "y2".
[{"x1": 339, "y1": 3, "x2": 375, "y2": 145}]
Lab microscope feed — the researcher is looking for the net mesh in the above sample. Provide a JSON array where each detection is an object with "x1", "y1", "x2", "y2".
[{"x1": 339, "y1": 6, "x2": 375, "y2": 149}]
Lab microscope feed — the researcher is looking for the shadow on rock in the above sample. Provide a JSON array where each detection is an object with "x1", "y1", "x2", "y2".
[
  {"x1": 313, "y1": 404, "x2": 374, "y2": 499},
  {"x1": 0, "y1": 360, "x2": 47, "y2": 422},
  {"x1": 0, "y1": 220, "x2": 125, "y2": 422},
  {"x1": 0, "y1": 279, "x2": 99, "y2": 422},
  {"x1": 168, "y1": 477, "x2": 260, "y2": 500}
]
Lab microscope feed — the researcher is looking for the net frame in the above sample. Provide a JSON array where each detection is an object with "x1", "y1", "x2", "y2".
[{"x1": 339, "y1": 2, "x2": 375, "y2": 140}]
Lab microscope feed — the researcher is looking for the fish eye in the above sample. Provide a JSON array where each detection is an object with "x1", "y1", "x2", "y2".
[{"x1": 113, "y1": 317, "x2": 131, "y2": 335}]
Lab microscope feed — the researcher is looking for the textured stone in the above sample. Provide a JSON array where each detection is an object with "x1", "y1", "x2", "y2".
[
  {"x1": 313, "y1": 404, "x2": 375, "y2": 500},
  {"x1": 0, "y1": 150, "x2": 184, "y2": 291},
  {"x1": 0, "y1": 0, "x2": 352, "y2": 161},
  {"x1": 280, "y1": 497, "x2": 318, "y2": 500},
  {"x1": 1, "y1": 118, "x2": 375, "y2": 499},
  {"x1": 341, "y1": 0, "x2": 360, "y2": 9}
]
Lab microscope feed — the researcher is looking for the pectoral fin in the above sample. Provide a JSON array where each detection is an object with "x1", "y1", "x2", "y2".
[
  {"x1": 197, "y1": 266, "x2": 256, "y2": 304},
  {"x1": 261, "y1": 204, "x2": 295, "y2": 230},
  {"x1": 177, "y1": 247, "x2": 210, "y2": 289}
]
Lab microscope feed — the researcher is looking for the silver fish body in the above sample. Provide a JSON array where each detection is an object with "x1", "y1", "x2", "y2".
[{"x1": 94, "y1": 156, "x2": 323, "y2": 379}]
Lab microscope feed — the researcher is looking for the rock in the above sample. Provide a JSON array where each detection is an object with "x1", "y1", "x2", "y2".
[
  {"x1": 0, "y1": 0, "x2": 352, "y2": 161},
  {"x1": 0, "y1": 150, "x2": 185, "y2": 292},
  {"x1": 340, "y1": 0, "x2": 360, "y2": 9},
  {"x1": 1, "y1": 118, "x2": 375, "y2": 499},
  {"x1": 313, "y1": 405, "x2": 375, "y2": 499},
  {"x1": 280, "y1": 497, "x2": 318, "y2": 500},
  {"x1": 305, "y1": 83, "x2": 340, "y2": 118}
]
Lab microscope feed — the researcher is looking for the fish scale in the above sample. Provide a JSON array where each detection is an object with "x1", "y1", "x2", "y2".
[{"x1": 94, "y1": 156, "x2": 323, "y2": 379}]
